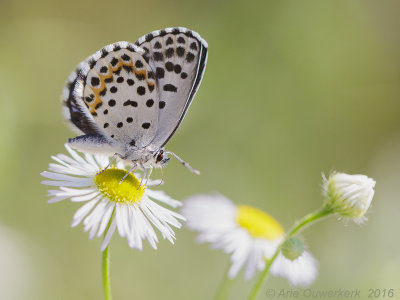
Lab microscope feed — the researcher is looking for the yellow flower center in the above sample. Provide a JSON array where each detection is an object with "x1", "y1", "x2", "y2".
[
  {"x1": 236, "y1": 205, "x2": 284, "y2": 240},
  {"x1": 94, "y1": 169, "x2": 145, "y2": 204}
]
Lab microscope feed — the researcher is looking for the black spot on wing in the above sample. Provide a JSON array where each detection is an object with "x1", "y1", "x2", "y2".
[
  {"x1": 91, "y1": 77, "x2": 100, "y2": 86},
  {"x1": 135, "y1": 60, "x2": 144, "y2": 68},
  {"x1": 153, "y1": 52, "x2": 163, "y2": 61},
  {"x1": 89, "y1": 59, "x2": 96, "y2": 69},
  {"x1": 163, "y1": 84, "x2": 177, "y2": 92},
  {"x1": 111, "y1": 57, "x2": 119, "y2": 66},
  {"x1": 127, "y1": 45, "x2": 136, "y2": 52},
  {"x1": 176, "y1": 47, "x2": 185, "y2": 57},
  {"x1": 121, "y1": 54, "x2": 130, "y2": 61},
  {"x1": 145, "y1": 33, "x2": 154, "y2": 42},
  {"x1": 113, "y1": 67, "x2": 122, "y2": 75},
  {"x1": 154, "y1": 41, "x2": 162, "y2": 49},
  {"x1": 135, "y1": 73, "x2": 145, "y2": 81},
  {"x1": 186, "y1": 52, "x2": 195, "y2": 63},
  {"x1": 101, "y1": 49, "x2": 109, "y2": 58},
  {"x1": 165, "y1": 48, "x2": 174, "y2": 58},
  {"x1": 123, "y1": 100, "x2": 137, "y2": 107},
  {"x1": 123, "y1": 65, "x2": 133, "y2": 73},
  {"x1": 190, "y1": 42, "x2": 198, "y2": 51},
  {"x1": 146, "y1": 99, "x2": 154, "y2": 107},
  {"x1": 165, "y1": 62, "x2": 174, "y2": 72},
  {"x1": 99, "y1": 88, "x2": 107, "y2": 96},
  {"x1": 156, "y1": 67, "x2": 165, "y2": 79},
  {"x1": 174, "y1": 64, "x2": 182, "y2": 74},
  {"x1": 137, "y1": 86, "x2": 146, "y2": 95}
]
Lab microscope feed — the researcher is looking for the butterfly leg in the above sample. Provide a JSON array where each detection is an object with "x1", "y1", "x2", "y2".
[
  {"x1": 99, "y1": 153, "x2": 120, "y2": 174},
  {"x1": 138, "y1": 163, "x2": 147, "y2": 188},
  {"x1": 165, "y1": 151, "x2": 200, "y2": 175},
  {"x1": 145, "y1": 166, "x2": 153, "y2": 186},
  {"x1": 119, "y1": 161, "x2": 138, "y2": 184},
  {"x1": 159, "y1": 167, "x2": 165, "y2": 186}
]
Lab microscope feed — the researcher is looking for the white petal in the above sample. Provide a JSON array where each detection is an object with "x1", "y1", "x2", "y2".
[
  {"x1": 84, "y1": 153, "x2": 98, "y2": 168},
  {"x1": 65, "y1": 144, "x2": 87, "y2": 164},
  {"x1": 115, "y1": 204, "x2": 126, "y2": 238},
  {"x1": 94, "y1": 155, "x2": 109, "y2": 169},
  {"x1": 146, "y1": 190, "x2": 181, "y2": 208},
  {"x1": 71, "y1": 192, "x2": 99, "y2": 202},
  {"x1": 128, "y1": 206, "x2": 143, "y2": 250},
  {"x1": 133, "y1": 205, "x2": 158, "y2": 249},
  {"x1": 48, "y1": 195, "x2": 70, "y2": 203},
  {"x1": 100, "y1": 217, "x2": 117, "y2": 251},
  {"x1": 270, "y1": 251, "x2": 318, "y2": 287},
  {"x1": 41, "y1": 179, "x2": 93, "y2": 187},
  {"x1": 97, "y1": 203, "x2": 115, "y2": 237},
  {"x1": 41, "y1": 171, "x2": 84, "y2": 182},
  {"x1": 84, "y1": 200, "x2": 108, "y2": 237},
  {"x1": 71, "y1": 196, "x2": 101, "y2": 227}
]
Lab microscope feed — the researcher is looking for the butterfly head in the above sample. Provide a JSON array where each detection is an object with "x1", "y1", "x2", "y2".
[{"x1": 154, "y1": 149, "x2": 170, "y2": 167}]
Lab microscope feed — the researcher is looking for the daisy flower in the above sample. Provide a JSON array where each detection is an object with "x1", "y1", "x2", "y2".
[
  {"x1": 41, "y1": 144, "x2": 185, "y2": 251},
  {"x1": 323, "y1": 172, "x2": 376, "y2": 223},
  {"x1": 181, "y1": 194, "x2": 317, "y2": 286}
]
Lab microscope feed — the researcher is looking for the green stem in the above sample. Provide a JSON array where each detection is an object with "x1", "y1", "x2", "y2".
[
  {"x1": 247, "y1": 251, "x2": 279, "y2": 300},
  {"x1": 214, "y1": 265, "x2": 234, "y2": 300},
  {"x1": 246, "y1": 206, "x2": 334, "y2": 300},
  {"x1": 286, "y1": 206, "x2": 334, "y2": 239},
  {"x1": 102, "y1": 213, "x2": 114, "y2": 300},
  {"x1": 102, "y1": 244, "x2": 112, "y2": 300}
]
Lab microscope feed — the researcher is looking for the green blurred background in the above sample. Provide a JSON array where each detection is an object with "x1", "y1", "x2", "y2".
[{"x1": 1, "y1": 0, "x2": 400, "y2": 299}]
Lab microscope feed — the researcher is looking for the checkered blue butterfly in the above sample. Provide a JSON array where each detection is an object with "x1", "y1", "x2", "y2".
[{"x1": 62, "y1": 27, "x2": 208, "y2": 181}]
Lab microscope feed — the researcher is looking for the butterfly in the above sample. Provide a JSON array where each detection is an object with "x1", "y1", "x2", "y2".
[{"x1": 61, "y1": 27, "x2": 208, "y2": 181}]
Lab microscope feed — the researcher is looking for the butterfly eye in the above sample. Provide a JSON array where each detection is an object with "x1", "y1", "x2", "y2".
[{"x1": 156, "y1": 151, "x2": 164, "y2": 163}]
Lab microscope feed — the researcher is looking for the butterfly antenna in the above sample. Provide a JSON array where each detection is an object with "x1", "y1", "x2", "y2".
[
  {"x1": 119, "y1": 162, "x2": 138, "y2": 184},
  {"x1": 165, "y1": 151, "x2": 200, "y2": 175}
]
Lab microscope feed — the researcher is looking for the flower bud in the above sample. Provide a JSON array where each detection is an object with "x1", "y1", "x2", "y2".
[
  {"x1": 281, "y1": 237, "x2": 305, "y2": 261},
  {"x1": 323, "y1": 172, "x2": 376, "y2": 223}
]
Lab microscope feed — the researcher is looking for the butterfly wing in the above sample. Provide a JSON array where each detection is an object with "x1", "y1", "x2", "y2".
[
  {"x1": 63, "y1": 42, "x2": 159, "y2": 149},
  {"x1": 134, "y1": 27, "x2": 208, "y2": 151},
  {"x1": 62, "y1": 61, "x2": 104, "y2": 136}
]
